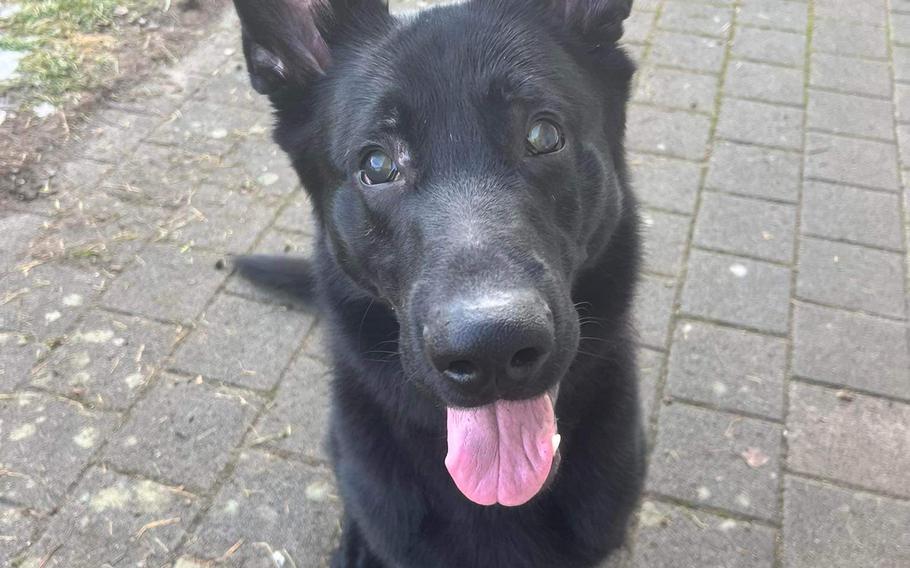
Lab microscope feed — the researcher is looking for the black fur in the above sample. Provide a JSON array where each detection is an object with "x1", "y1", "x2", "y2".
[{"x1": 231, "y1": 1, "x2": 644, "y2": 566}]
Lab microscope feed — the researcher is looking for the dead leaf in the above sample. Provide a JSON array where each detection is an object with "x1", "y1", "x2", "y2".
[{"x1": 741, "y1": 447, "x2": 770, "y2": 469}]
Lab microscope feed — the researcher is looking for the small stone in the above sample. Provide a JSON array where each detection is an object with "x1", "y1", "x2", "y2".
[
  {"x1": 113, "y1": 5, "x2": 129, "y2": 16},
  {"x1": 257, "y1": 172, "x2": 280, "y2": 186},
  {"x1": 33, "y1": 102, "x2": 57, "y2": 118}
]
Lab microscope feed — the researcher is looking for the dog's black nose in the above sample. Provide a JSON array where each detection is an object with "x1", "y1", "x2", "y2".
[{"x1": 425, "y1": 290, "x2": 554, "y2": 393}]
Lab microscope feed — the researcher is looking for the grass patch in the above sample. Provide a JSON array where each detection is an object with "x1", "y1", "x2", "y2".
[{"x1": 1, "y1": 0, "x2": 161, "y2": 105}]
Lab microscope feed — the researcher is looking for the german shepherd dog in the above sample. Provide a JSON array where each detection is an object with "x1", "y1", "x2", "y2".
[{"x1": 231, "y1": 0, "x2": 644, "y2": 566}]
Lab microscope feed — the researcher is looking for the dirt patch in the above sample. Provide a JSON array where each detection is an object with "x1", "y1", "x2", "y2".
[{"x1": 0, "y1": 0, "x2": 230, "y2": 201}]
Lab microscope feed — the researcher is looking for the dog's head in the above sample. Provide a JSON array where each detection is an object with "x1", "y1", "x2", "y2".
[{"x1": 234, "y1": 0, "x2": 636, "y2": 507}]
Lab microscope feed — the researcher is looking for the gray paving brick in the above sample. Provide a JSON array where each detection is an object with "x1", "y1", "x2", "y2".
[
  {"x1": 647, "y1": 403, "x2": 782, "y2": 520},
  {"x1": 0, "y1": 263, "x2": 103, "y2": 342},
  {"x1": 17, "y1": 468, "x2": 200, "y2": 568},
  {"x1": 716, "y1": 98, "x2": 804, "y2": 150},
  {"x1": 667, "y1": 320, "x2": 786, "y2": 420},
  {"x1": 897, "y1": 83, "x2": 910, "y2": 123},
  {"x1": 787, "y1": 382, "x2": 910, "y2": 497},
  {"x1": 805, "y1": 132, "x2": 900, "y2": 191},
  {"x1": 797, "y1": 237, "x2": 906, "y2": 319},
  {"x1": 0, "y1": 331, "x2": 44, "y2": 391},
  {"x1": 807, "y1": 89, "x2": 895, "y2": 140},
  {"x1": 631, "y1": 500, "x2": 776, "y2": 568},
  {"x1": 633, "y1": 67, "x2": 719, "y2": 113},
  {"x1": 810, "y1": 53, "x2": 891, "y2": 98},
  {"x1": 275, "y1": 191, "x2": 319, "y2": 233},
  {"x1": 30, "y1": 310, "x2": 178, "y2": 410},
  {"x1": 657, "y1": 2, "x2": 733, "y2": 38},
  {"x1": 899, "y1": 123, "x2": 910, "y2": 163},
  {"x1": 105, "y1": 374, "x2": 259, "y2": 491},
  {"x1": 815, "y1": 0, "x2": 887, "y2": 26},
  {"x1": 623, "y1": 42, "x2": 647, "y2": 63},
  {"x1": 694, "y1": 192, "x2": 796, "y2": 263},
  {"x1": 894, "y1": 12, "x2": 910, "y2": 45},
  {"x1": 638, "y1": 348, "x2": 664, "y2": 428},
  {"x1": 624, "y1": 8, "x2": 655, "y2": 44},
  {"x1": 180, "y1": 451, "x2": 341, "y2": 566},
  {"x1": 705, "y1": 141, "x2": 801, "y2": 202},
  {"x1": 813, "y1": 17, "x2": 888, "y2": 59},
  {"x1": 172, "y1": 294, "x2": 315, "y2": 390},
  {"x1": 101, "y1": 143, "x2": 211, "y2": 208},
  {"x1": 205, "y1": 136, "x2": 301, "y2": 198},
  {"x1": 732, "y1": 26, "x2": 806, "y2": 67},
  {"x1": 783, "y1": 476, "x2": 910, "y2": 568},
  {"x1": 629, "y1": 153, "x2": 702, "y2": 214},
  {"x1": 792, "y1": 303, "x2": 910, "y2": 400},
  {"x1": 725, "y1": 60, "x2": 804, "y2": 105},
  {"x1": 251, "y1": 354, "x2": 332, "y2": 461},
  {"x1": 649, "y1": 30, "x2": 726, "y2": 73},
  {"x1": 801, "y1": 181, "x2": 904, "y2": 250},
  {"x1": 634, "y1": 275, "x2": 677, "y2": 350},
  {"x1": 0, "y1": 392, "x2": 117, "y2": 511},
  {"x1": 627, "y1": 105, "x2": 713, "y2": 160},
  {"x1": 0, "y1": 504, "x2": 34, "y2": 565},
  {"x1": 895, "y1": 46, "x2": 910, "y2": 82},
  {"x1": 0, "y1": 213, "x2": 44, "y2": 277},
  {"x1": 77, "y1": 110, "x2": 162, "y2": 164},
  {"x1": 641, "y1": 209, "x2": 690, "y2": 277},
  {"x1": 148, "y1": 100, "x2": 268, "y2": 153},
  {"x1": 738, "y1": 0, "x2": 809, "y2": 32},
  {"x1": 193, "y1": 58, "x2": 261, "y2": 109},
  {"x1": 681, "y1": 250, "x2": 792, "y2": 334},
  {"x1": 102, "y1": 243, "x2": 227, "y2": 323}
]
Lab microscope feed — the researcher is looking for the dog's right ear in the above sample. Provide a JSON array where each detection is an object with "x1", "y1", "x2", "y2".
[{"x1": 233, "y1": 0, "x2": 390, "y2": 95}]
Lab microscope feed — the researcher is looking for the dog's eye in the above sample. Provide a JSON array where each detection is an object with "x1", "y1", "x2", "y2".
[
  {"x1": 360, "y1": 150, "x2": 398, "y2": 185},
  {"x1": 527, "y1": 120, "x2": 563, "y2": 155}
]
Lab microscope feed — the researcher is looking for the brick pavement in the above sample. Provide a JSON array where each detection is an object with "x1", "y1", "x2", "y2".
[{"x1": 1, "y1": 1, "x2": 909, "y2": 566}]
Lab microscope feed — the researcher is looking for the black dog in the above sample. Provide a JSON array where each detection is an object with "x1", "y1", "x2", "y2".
[{"x1": 231, "y1": 0, "x2": 644, "y2": 566}]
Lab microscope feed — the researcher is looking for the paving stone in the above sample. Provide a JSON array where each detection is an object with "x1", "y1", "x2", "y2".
[
  {"x1": 0, "y1": 263, "x2": 103, "y2": 342},
  {"x1": 705, "y1": 141, "x2": 801, "y2": 202},
  {"x1": 807, "y1": 89, "x2": 894, "y2": 140},
  {"x1": 680, "y1": 250, "x2": 791, "y2": 334},
  {"x1": 623, "y1": 42, "x2": 647, "y2": 63},
  {"x1": 810, "y1": 53, "x2": 891, "y2": 98},
  {"x1": 716, "y1": 98, "x2": 804, "y2": 150},
  {"x1": 787, "y1": 382, "x2": 910, "y2": 496},
  {"x1": 0, "y1": 392, "x2": 117, "y2": 511},
  {"x1": 638, "y1": 348, "x2": 663, "y2": 429},
  {"x1": 102, "y1": 243, "x2": 227, "y2": 323},
  {"x1": 223, "y1": 229, "x2": 316, "y2": 304},
  {"x1": 148, "y1": 100, "x2": 268, "y2": 153},
  {"x1": 172, "y1": 294, "x2": 315, "y2": 390},
  {"x1": 894, "y1": 46, "x2": 910, "y2": 82},
  {"x1": 737, "y1": 0, "x2": 809, "y2": 32},
  {"x1": 805, "y1": 132, "x2": 900, "y2": 191},
  {"x1": 0, "y1": 504, "x2": 35, "y2": 565},
  {"x1": 159, "y1": 185, "x2": 276, "y2": 253},
  {"x1": 800, "y1": 180, "x2": 905, "y2": 250},
  {"x1": 180, "y1": 451, "x2": 341, "y2": 567},
  {"x1": 0, "y1": 213, "x2": 45, "y2": 277},
  {"x1": 77, "y1": 110, "x2": 162, "y2": 164},
  {"x1": 202, "y1": 135, "x2": 301, "y2": 198},
  {"x1": 666, "y1": 320, "x2": 786, "y2": 420},
  {"x1": 634, "y1": 275, "x2": 677, "y2": 350},
  {"x1": 101, "y1": 143, "x2": 212, "y2": 208},
  {"x1": 300, "y1": 321, "x2": 331, "y2": 362},
  {"x1": 251, "y1": 354, "x2": 332, "y2": 460},
  {"x1": 629, "y1": 153, "x2": 702, "y2": 214},
  {"x1": 797, "y1": 237, "x2": 906, "y2": 319},
  {"x1": 647, "y1": 403, "x2": 782, "y2": 521},
  {"x1": 627, "y1": 105, "x2": 712, "y2": 160},
  {"x1": 0, "y1": 331, "x2": 46, "y2": 391},
  {"x1": 732, "y1": 26, "x2": 806, "y2": 67},
  {"x1": 815, "y1": 0, "x2": 887, "y2": 26},
  {"x1": 641, "y1": 209, "x2": 690, "y2": 277},
  {"x1": 657, "y1": 2, "x2": 733, "y2": 38},
  {"x1": 193, "y1": 57, "x2": 261, "y2": 109},
  {"x1": 813, "y1": 17, "x2": 888, "y2": 59},
  {"x1": 17, "y1": 468, "x2": 200, "y2": 568},
  {"x1": 897, "y1": 83, "x2": 910, "y2": 123},
  {"x1": 725, "y1": 60, "x2": 804, "y2": 105},
  {"x1": 105, "y1": 373, "x2": 259, "y2": 491},
  {"x1": 30, "y1": 310, "x2": 179, "y2": 410},
  {"x1": 792, "y1": 303, "x2": 910, "y2": 400},
  {"x1": 894, "y1": 12, "x2": 910, "y2": 45},
  {"x1": 898, "y1": 123, "x2": 910, "y2": 164},
  {"x1": 783, "y1": 476, "x2": 910, "y2": 568},
  {"x1": 624, "y1": 8, "x2": 655, "y2": 44},
  {"x1": 633, "y1": 66, "x2": 719, "y2": 113},
  {"x1": 694, "y1": 192, "x2": 796, "y2": 263},
  {"x1": 631, "y1": 500, "x2": 776, "y2": 568},
  {"x1": 649, "y1": 30, "x2": 726, "y2": 73},
  {"x1": 275, "y1": 191, "x2": 319, "y2": 233}
]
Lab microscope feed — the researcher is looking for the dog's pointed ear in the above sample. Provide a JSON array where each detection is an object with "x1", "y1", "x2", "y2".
[
  {"x1": 233, "y1": 0, "x2": 390, "y2": 95},
  {"x1": 549, "y1": 0, "x2": 633, "y2": 43}
]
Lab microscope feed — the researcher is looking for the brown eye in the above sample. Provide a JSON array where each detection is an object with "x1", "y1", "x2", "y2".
[
  {"x1": 361, "y1": 150, "x2": 398, "y2": 185},
  {"x1": 527, "y1": 120, "x2": 563, "y2": 155}
]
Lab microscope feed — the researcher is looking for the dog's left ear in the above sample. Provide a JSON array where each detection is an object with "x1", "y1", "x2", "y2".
[{"x1": 548, "y1": 0, "x2": 633, "y2": 44}]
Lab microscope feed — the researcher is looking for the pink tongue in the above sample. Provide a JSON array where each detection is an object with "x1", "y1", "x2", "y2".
[{"x1": 445, "y1": 394, "x2": 556, "y2": 507}]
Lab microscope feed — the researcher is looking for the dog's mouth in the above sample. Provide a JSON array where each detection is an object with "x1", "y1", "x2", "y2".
[{"x1": 444, "y1": 384, "x2": 561, "y2": 507}]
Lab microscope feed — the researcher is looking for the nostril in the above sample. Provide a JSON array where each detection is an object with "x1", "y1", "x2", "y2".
[
  {"x1": 445, "y1": 360, "x2": 479, "y2": 384},
  {"x1": 510, "y1": 347, "x2": 541, "y2": 370}
]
